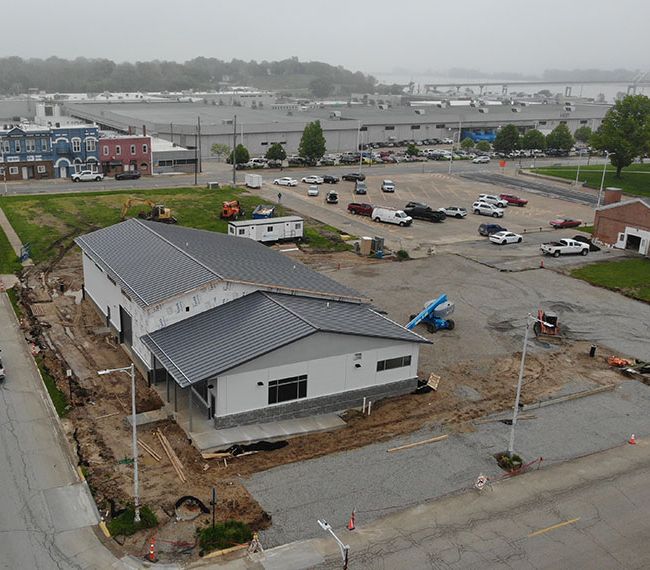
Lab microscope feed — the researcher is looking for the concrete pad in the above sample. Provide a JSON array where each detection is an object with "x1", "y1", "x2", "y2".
[
  {"x1": 192, "y1": 414, "x2": 347, "y2": 451},
  {"x1": 260, "y1": 542, "x2": 324, "y2": 570},
  {"x1": 126, "y1": 408, "x2": 169, "y2": 427},
  {"x1": 43, "y1": 482, "x2": 99, "y2": 531}
]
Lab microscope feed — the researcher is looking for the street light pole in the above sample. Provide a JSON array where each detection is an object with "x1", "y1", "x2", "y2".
[
  {"x1": 508, "y1": 314, "x2": 554, "y2": 457},
  {"x1": 597, "y1": 151, "x2": 614, "y2": 208},
  {"x1": 448, "y1": 119, "x2": 461, "y2": 175},
  {"x1": 0, "y1": 134, "x2": 7, "y2": 196},
  {"x1": 317, "y1": 520, "x2": 349, "y2": 569},
  {"x1": 98, "y1": 364, "x2": 140, "y2": 522}
]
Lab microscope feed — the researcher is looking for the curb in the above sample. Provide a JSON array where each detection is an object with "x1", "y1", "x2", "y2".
[{"x1": 522, "y1": 384, "x2": 616, "y2": 411}]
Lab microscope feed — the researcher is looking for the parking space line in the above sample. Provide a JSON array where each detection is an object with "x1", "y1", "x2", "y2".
[{"x1": 528, "y1": 517, "x2": 580, "y2": 538}]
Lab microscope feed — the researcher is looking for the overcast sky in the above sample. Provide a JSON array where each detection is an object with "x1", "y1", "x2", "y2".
[{"x1": 2, "y1": 0, "x2": 648, "y2": 76}]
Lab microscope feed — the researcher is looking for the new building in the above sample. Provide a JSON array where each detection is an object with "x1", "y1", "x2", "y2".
[
  {"x1": 99, "y1": 133, "x2": 152, "y2": 176},
  {"x1": 50, "y1": 125, "x2": 100, "y2": 178},
  {"x1": 0, "y1": 126, "x2": 54, "y2": 181},
  {"x1": 594, "y1": 189, "x2": 650, "y2": 256},
  {"x1": 75, "y1": 220, "x2": 428, "y2": 429}
]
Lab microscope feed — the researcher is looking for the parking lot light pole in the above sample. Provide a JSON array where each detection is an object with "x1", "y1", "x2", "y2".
[
  {"x1": 508, "y1": 314, "x2": 554, "y2": 457},
  {"x1": 597, "y1": 151, "x2": 615, "y2": 208},
  {"x1": 317, "y1": 520, "x2": 349, "y2": 569},
  {"x1": 98, "y1": 364, "x2": 140, "y2": 522},
  {"x1": 448, "y1": 119, "x2": 462, "y2": 175}
]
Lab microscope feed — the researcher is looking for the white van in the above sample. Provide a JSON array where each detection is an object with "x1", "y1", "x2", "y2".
[{"x1": 371, "y1": 207, "x2": 413, "y2": 227}]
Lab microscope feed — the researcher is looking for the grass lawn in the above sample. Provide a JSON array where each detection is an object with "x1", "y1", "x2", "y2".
[
  {"x1": 531, "y1": 163, "x2": 650, "y2": 198},
  {"x1": 0, "y1": 186, "x2": 350, "y2": 267},
  {"x1": 571, "y1": 258, "x2": 650, "y2": 303},
  {"x1": 0, "y1": 224, "x2": 21, "y2": 274}
]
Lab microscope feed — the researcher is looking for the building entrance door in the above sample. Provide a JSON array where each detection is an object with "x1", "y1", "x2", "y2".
[{"x1": 21, "y1": 167, "x2": 28, "y2": 180}]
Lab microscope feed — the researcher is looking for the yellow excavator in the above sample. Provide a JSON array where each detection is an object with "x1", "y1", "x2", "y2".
[{"x1": 120, "y1": 198, "x2": 177, "y2": 224}]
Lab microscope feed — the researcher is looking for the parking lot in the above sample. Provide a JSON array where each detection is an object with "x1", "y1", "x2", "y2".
[{"x1": 258, "y1": 170, "x2": 597, "y2": 254}]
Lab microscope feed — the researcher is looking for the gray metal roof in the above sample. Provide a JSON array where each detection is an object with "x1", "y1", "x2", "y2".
[
  {"x1": 142, "y1": 291, "x2": 429, "y2": 387},
  {"x1": 75, "y1": 218, "x2": 363, "y2": 307}
]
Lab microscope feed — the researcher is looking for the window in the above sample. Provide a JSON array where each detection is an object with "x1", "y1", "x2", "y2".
[
  {"x1": 360, "y1": 126, "x2": 367, "y2": 131},
  {"x1": 260, "y1": 142, "x2": 268, "y2": 146},
  {"x1": 37, "y1": 165, "x2": 46, "y2": 173},
  {"x1": 103, "y1": 145, "x2": 109, "y2": 156},
  {"x1": 86, "y1": 138, "x2": 96, "y2": 152},
  {"x1": 538, "y1": 121, "x2": 547, "y2": 126},
  {"x1": 71, "y1": 138, "x2": 81, "y2": 153},
  {"x1": 41, "y1": 138, "x2": 48, "y2": 151},
  {"x1": 436, "y1": 124, "x2": 446, "y2": 128},
  {"x1": 295, "y1": 223, "x2": 301, "y2": 229},
  {"x1": 0, "y1": 167, "x2": 3, "y2": 175},
  {"x1": 376, "y1": 355, "x2": 412, "y2": 372},
  {"x1": 130, "y1": 145, "x2": 136, "y2": 155},
  {"x1": 268, "y1": 374, "x2": 307, "y2": 405},
  {"x1": 580, "y1": 120, "x2": 588, "y2": 125},
  {"x1": 267, "y1": 226, "x2": 274, "y2": 232},
  {"x1": 14, "y1": 140, "x2": 21, "y2": 152},
  {"x1": 26, "y1": 139, "x2": 36, "y2": 152},
  {"x1": 142, "y1": 144, "x2": 148, "y2": 154},
  {"x1": 411, "y1": 125, "x2": 421, "y2": 130},
  {"x1": 2, "y1": 141, "x2": 9, "y2": 153},
  {"x1": 385, "y1": 126, "x2": 395, "y2": 131},
  {"x1": 9, "y1": 166, "x2": 19, "y2": 175},
  {"x1": 238, "y1": 229, "x2": 245, "y2": 235},
  {"x1": 116, "y1": 145, "x2": 121, "y2": 156}
]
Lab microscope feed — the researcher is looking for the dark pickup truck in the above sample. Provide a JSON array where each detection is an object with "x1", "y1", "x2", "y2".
[
  {"x1": 347, "y1": 202, "x2": 374, "y2": 216},
  {"x1": 404, "y1": 204, "x2": 446, "y2": 223}
]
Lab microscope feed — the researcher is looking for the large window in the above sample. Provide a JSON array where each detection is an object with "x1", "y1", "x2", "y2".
[
  {"x1": 376, "y1": 355, "x2": 411, "y2": 372},
  {"x1": 115, "y1": 145, "x2": 121, "y2": 156},
  {"x1": 41, "y1": 138, "x2": 48, "y2": 151},
  {"x1": 86, "y1": 138, "x2": 96, "y2": 152},
  {"x1": 14, "y1": 140, "x2": 21, "y2": 152},
  {"x1": 268, "y1": 374, "x2": 307, "y2": 405},
  {"x1": 71, "y1": 138, "x2": 81, "y2": 153},
  {"x1": 130, "y1": 144, "x2": 136, "y2": 155},
  {"x1": 26, "y1": 139, "x2": 36, "y2": 152}
]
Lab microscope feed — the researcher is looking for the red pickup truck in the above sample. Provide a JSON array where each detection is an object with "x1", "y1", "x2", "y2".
[
  {"x1": 499, "y1": 193, "x2": 528, "y2": 207},
  {"x1": 347, "y1": 202, "x2": 374, "y2": 216}
]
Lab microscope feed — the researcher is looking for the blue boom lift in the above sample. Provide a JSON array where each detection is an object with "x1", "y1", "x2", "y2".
[{"x1": 406, "y1": 294, "x2": 455, "y2": 333}]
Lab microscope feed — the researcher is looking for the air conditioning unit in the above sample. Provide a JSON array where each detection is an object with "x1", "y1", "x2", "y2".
[
  {"x1": 511, "y1": 108, "x2": 521, "y2": 113},
  {"x1": 414, "y1": 109, "x2": 425, "y2": 115},
  {"x1": 478, "y1": 108, "x2": 489, "y2": 114}
]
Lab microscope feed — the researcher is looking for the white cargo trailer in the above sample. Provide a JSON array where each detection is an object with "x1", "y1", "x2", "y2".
[
  {"x1": 245, "y1": 173, "x2": 263, "y2": 189},
  {"x1": 228, "y1": 216, "x2": 304, "y2": 243}
]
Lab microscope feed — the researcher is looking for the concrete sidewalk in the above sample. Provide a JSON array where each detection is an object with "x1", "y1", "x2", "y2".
[
  {"x1": 0, "y1": 206, "x2": 23, "y2": 256},
  {"x1": 197, "y1": 437, "x2": 650, "y2": 569}
]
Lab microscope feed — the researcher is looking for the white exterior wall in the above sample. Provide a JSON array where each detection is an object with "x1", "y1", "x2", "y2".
[
  {"x1": 614, "y1": 227, "x2": 650, "y2": 256},
  {"x1": 228, "y1": 218, "x2": 303, "y2": 242},
  {"x1": 213, "y1": 332, "x2": 420, "y2": 417}
]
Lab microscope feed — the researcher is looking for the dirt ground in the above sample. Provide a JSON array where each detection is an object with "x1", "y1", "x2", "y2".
[{"x1": 13, "y1": 246, "x2": 626, "y2": 562}]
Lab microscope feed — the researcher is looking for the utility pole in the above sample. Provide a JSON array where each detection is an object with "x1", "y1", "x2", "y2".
[
  {"x1": 197, "y1": 116, "x2": 202, "y2": 173},
  {"x1": 232, "y1": 115, "x2": 237, "y2": 186},
  {"x1": 1, "y1": 133, "x2": 8, "y2": 196},
  {"x1": 194, "y1": 129, "x2": 198, "y2": 186}
]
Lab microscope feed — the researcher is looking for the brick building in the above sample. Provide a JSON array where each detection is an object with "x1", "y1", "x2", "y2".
[
  {"x1": 594, "y1": 189, "x2": 650, "y2": 256},
  {"x1": 99, "y1": 134, "x2": 152, "y2": 176},
  {"x1": 50, "y1": 125, "x2": 100, "y2": 178},
  {"x1": 0, "y1": 126, "x2": 54, "y2": 181}
]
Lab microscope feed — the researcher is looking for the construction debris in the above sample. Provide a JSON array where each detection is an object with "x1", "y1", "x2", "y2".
[
  {"x1": 387, "y1": 434, "x2": 448, "y2": 453},
  {"x1": 138, "y1": 439, "x2": 162, "y2": 462},
  {"x1": 156, "y1": 430, "x2": 187, "y2": 483}
]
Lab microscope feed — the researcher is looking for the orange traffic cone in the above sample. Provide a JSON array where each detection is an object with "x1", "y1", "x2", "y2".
[
  {"x1": 629, "y1": 434, "x2": 637, "y2": 445},
  {"x1": 347, "y1": 510, "x2": 356, "y2": 531},
  {"x1": 148, "y1": 536, "x2": 157, "y2": 562}
]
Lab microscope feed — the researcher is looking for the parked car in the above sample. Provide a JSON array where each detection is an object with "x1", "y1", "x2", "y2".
[
  {"x1": 473, "y1": 202, "x2": 504, "y2": 217},
  {"x1": 404, "y1": 204, "x2": 446, "y2": 223},
  {"x1": 550, "y1": 217, "x2": 582, "y2": 229},
  {"x1": 438, "y1": 206, "x2": 467, "y2": 218},
  {"x1": 472, "y1": 155, "x2": 491, "y2": 164},
  {"x1": 308, "y1": 185, "x2": 319, "y2": 196},
  {"x1": 0, "y1": 352, "x2": 4, "y2": 382},
  {"x1": 478, "y1": 194, "x2": 508, "y2": 208},
  {"x1": 273, "y1": 177, "x2": 298, "y2": 187},
  {"x1": 499, "y1": 193, "x2": 528, "y2": 207},
  {"x1": 342, "y1": 172, "x2": 366, "y2": 182},
  {"x1": 489, "y1": 231, "x2": 523, "y2": 245},
  {"x1": 353, "y1": 181, "x2": 367, "y2": 195},
  {"x1": 381, "y1": 179, "x2": 395, "y2": 192},
  {"x1": 572, "y1": 235, "x2": 601, "y2": 252},
  {"x1": 540, "y1": 238, "x2": 590, "y2": 257},
  {"x1": 71, "y1": 170, "x2": 104, "y2": 182},
  {"x1": 301, "y1": 175, "x2": 323, "y2": 184},
  {"x1": 479, "y1": 223, "x2": 508, "y2": 236},
  {"x1": 287, "y1": 156, "x2": 306, "y2": 166},
  {"x1": 323, "y1": 175, "x2": 339, "y2": 184},
  {"x1": 115, "y1": 170, "x2": 141, "y2": 180},
  {"x1": 372, "y1": 207, "x2": 413, "y2": 226},
  {"x1": 267, "y1": 159, "x2": 283, "y2": 168},
  {"x1": 441, "y1": 138, "x2": 454, "y2": 144},
  {"x1": 326, "y1": 190, "x2": 339, "y2": 204},
  {"x1": 319, "y1": 158, "x2": 336, "y2": 166},
  {"x1": 347, "y1": 202, "x2": 374, "y2": 216}
]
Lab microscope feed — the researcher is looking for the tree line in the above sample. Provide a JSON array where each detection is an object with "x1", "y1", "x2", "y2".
[{"x1": 0, "y1": 56, "x2": 377, "y2": 96}]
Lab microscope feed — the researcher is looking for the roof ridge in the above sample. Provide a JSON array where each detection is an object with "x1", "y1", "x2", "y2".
[
  {"x1": 134, "y1": 219, "x2": 224, "y2": 280},
  {"x1": 262, "y1": 292, "x2": 319, "y2": 331},
  {"x1": 369, "y1": 307, "x2": 429, "y2": 343}
]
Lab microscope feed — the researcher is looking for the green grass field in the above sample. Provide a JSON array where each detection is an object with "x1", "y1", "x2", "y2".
[
  {"x1": 0, "y1": 224, "x2": 21, "y2": 274},
  {"x1": 0, "y1": 186, "x2": 350, "y2": 272},
  {"x1": 531, "y1": 163, "x2": 650, "y2": 198},
  {"x1": 571, "y1": 258, "x2": 650, "y2": 303}
]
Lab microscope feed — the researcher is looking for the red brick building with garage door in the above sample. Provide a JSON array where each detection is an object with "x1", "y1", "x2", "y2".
[
  {"x1": 594, "y1": 188, "x2": 650, "y2": 256},
  {"x1": 99, "y1": 134, "x2": 152, "y2": 176}
]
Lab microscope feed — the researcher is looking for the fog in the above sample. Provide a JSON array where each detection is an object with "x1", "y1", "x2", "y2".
[{"x1": 3, "y1": 0, "x2": 648, "y2": 76}]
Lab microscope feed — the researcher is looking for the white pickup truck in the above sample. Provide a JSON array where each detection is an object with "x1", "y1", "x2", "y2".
[
  {"x1": 71, "y1": 170, "x2": 104, "y2": 182},
  {"x1": 540, "y1": 238, "x2": 590, "y2": 257}
]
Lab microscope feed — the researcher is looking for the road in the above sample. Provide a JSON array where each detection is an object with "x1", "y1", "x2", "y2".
[{"x1": 0, "y1": 293, "x2": 139, "y2": 569}]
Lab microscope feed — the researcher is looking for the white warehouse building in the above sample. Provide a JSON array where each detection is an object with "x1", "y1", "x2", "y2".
[{"x1": 75, "y1": 219, "x2": 428, "y2": 430}]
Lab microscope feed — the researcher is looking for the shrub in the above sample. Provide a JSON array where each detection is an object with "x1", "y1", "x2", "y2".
[
  {"x1": 199, "y1": 520, "x2": 253, "y2": 553},
  {"x1": 107, "y1": 505, "x2": 158, "y2": 536},
  {"x1": 396, "y1": 249, "x2": 410, "y2": 261}
]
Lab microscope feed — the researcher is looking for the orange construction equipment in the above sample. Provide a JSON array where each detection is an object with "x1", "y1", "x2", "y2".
[
  {"x1": 629, "y1": 434, "x2": 637, "y2": 445},
  {"x1": 608, "y1": 356, "x2": 633, "y2": 368},
  {"x1": 220, "y1": 200, "x2": 244, "y2": 220},
  {"x1": 347, "y1": 510, "x2": 356, "y2": 531},
  {"x1": 533, "y1": 309, "x2": 560, "y2": 338}
]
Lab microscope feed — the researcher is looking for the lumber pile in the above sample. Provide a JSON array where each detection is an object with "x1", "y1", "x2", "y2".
[
  {"x1": 155, "y1": 430, "x2": 187, "y2": 482},
  {"x1": 138, "y1": 439, "x2": 161, "y2": 462}
]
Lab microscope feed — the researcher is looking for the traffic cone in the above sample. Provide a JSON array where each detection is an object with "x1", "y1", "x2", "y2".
[
  {"x1": 347, "y1": 510, "x2": 356, "y2": 531},
  {"x1": 629, "y1": 434, "x2": 637, "y2": 445},
  {"x1": 148, "y1": 536, "x2": 157, "y2": 562}
]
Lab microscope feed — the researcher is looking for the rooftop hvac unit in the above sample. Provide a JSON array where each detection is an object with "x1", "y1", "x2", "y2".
[
  {"x1": 329, "y1": 111, "x2": 341, "y2": 119},
  {"x1": 414, "y1": 109, "x2": 426, "y2": 115},
  {"x1": 511, "y1": 108, "x2": 521, "y2": 113},
  {"x1": 478, "y1": 108, "x2": 489, "y2": 113}
]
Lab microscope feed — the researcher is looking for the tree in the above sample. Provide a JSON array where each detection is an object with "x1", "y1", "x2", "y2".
[
  {"x1": 265, "y1": 143, "x2": 286, "y2": 162},
  {"x1": 493, "y1": 124, "x2": 520, "y2": 153},
  {"x1": 309, "y1": 77, "x2": 334, "y2": 98},
  {"x1": 573, "y1": 126, "x2": 593, "y2": 143},
  {"x1": 228, "y1": 144, "x2": 250, "y2": 164},
  {"x1": 406, "y1": 143, "x2": 420, "y2": 156},
  {"x1": 545, "y1": 124, "x2": 574, "y2": 151},
  {"x1": 591, "y1": 94, "x2": 650, "y2": 177},
  {"x1": 460, "y1": 137, "x2": 475, "y2": 150},
  {"x1": 521, "y1": 129, "x2": 546, "y2": 150},
  {"x1": 298, "y1": 120, "x2": 326, "y2": 162},
  {"x1": 476, "y1": 141, "x2": 492, "y2": 152},
  {"x1": 210, "y1": 143, "x2": 230, "y2": 160}
]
